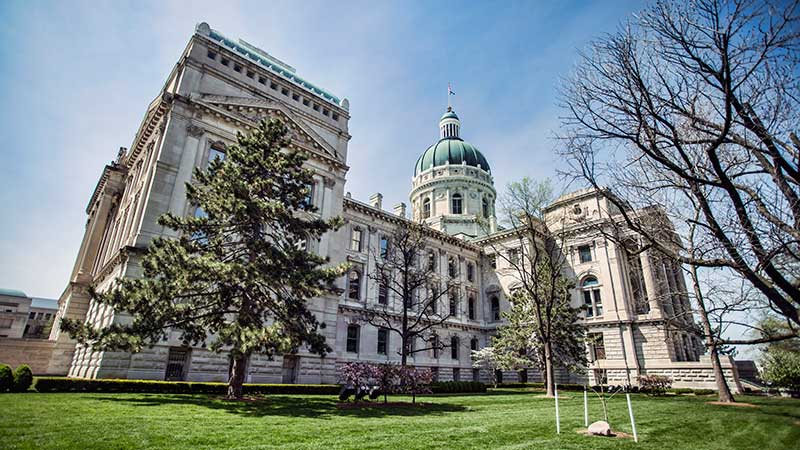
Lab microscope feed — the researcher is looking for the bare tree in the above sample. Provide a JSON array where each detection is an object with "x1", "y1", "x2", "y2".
[
  {"x1": 481, "y1": 178, "x2": 585, "y2": 397},
  {"x1": 559, "y1": 0, "x2": 800, "y2": 330},
  {"x1": 358, "y1": 222, "x2": 455, "y2": 366}
]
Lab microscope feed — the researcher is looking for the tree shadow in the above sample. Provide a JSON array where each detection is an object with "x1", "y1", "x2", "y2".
[{"x1": 94, "y1": 394, "x2": 468, "y2": 419}]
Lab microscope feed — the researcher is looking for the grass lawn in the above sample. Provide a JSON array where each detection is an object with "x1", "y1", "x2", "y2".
[{"x1": 1, "y1": 389, "x2": 798, "y2": 449}]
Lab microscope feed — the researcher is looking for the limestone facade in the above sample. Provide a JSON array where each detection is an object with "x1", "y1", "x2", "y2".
[{"x1": 36, "y1": 23, "x2": 740, "y2": 391}]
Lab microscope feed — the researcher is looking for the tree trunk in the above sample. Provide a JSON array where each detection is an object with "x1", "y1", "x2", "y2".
[
  {"x1": 689, "y1": 264, "x2": 735, "y2": 403},
  {"x1": 544, "y1": 341, "x2": 555, "y2": 398},
  {"x1": 227, "y1": 353, "x2": 248, "y2": 399}
]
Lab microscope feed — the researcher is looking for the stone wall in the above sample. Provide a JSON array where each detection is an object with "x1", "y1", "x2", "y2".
[{"x1": 0, "y1": 338, "x2": 58, "y2": 374}]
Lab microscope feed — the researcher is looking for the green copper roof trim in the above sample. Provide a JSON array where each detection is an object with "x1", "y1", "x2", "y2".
[
  {"x1": 207, "y1": 29, "x2": 341, "y2": 105},
  {"x1": 0, "y1": 288, "x2": 28, "y2": 298},
  {"x1": 415, "y1": 137, "x2": 491, "y2": 176},
  {"x1": 441, "y1": 111, "x2": 459, "y2": 120}
]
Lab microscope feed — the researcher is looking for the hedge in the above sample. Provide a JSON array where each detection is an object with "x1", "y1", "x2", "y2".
[
  {"x1": 34, "y1": 378, "x2": 340, "y2": 395},
  {"x1": 34, "y1": 377, "x2": 490, "y2": 395},
  {"x1": 12, "y1": 365, "x2": 33, "y2": 392},
  {"x1": 0, "y1": 364, "x2": 12, "y2": 392},
  {"x1": 429, "y1": 381, "x2": 486, "y2": 394}
]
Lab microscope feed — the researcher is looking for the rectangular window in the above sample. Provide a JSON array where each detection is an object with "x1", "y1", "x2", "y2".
[
  {"x1": 470, "y1": 338, "x2": 479, "y2": 351},
  {"x1": 589, "y1": 333, "x2": 606, "y2": 361},
  {"x1": 246, "y1": 70, "x2": 254, "y2": 78},
  {"x1": 449, "y1": 293, "x2": 458, "y2": 316},
  {"x1": 451, "y1": 337, "x2": 459, "y2": 359},
  {"x1": 207, "y1": 50, "x2": 216, "y2": 60},
  {"x1": 431, "y1": 367, "x2": 439, "y2": 381},
  {"x1": 302, "y1": 183, "x2": 315, "y2": 208},
  {"x1": 489, "y1": 254, "x2": 497, "y2": 269},
  {"x1": 233, "y1": 64, "x2": 242, "y2": 73},
  {"x1": 473, "y1": 368, "x2": 480, "y2": 382},
  {"x1": 346, "y1": 324, "x2": 360, "y2": 353},
  {"x1": 28, "y1": 312, "x2": 35, "y2": 319},
  {"x1": 208, "y1": 147, "x2": 226, "y2": 163},
  {"x1": 453, "y1": 367, "x2": 461, "y2": 382},
  {"x1": 583, "y1": 290, "x2": 594, "y2": 318},
  {"x1": 468, "y1": 296, "x2": 475, "y2": 320},
  {"x1": 519, "y1": 369, "x2": 528, "y2": 383},
  {"x1": 508, "y1": 248, "x2": 519, "y2": 265},
  {"x1": 0, "y1": 318, "x2": 12, "y2": 329},
  {"x1": 350, "y1": 228, "x2": 362, "y2": 252},
  {"x1": 164, "y1": 347, "x2": 190, "y2": 381},
  {"x1": 378, "y1": 274, "x2": 389, "y2": 305},
  {"x1": 380, "y1": 237, "x2": 390, "y2": 258},
  {"x1": 467, "y1": 263, "x2": 474, "y2": 282},
  {"x1": 579, "y1": 245, "x2": 592, "y2": 263},
  {"x1": 432, "y1": 335, "x2": 440, "y2": 359},
  {"x1": 377, "y1": 328, "x2": 388, "y2": 355}
]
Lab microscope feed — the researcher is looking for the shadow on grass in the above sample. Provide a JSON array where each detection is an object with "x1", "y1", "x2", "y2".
[{"x1": 94, "y1": 394, "x2": 468, "y2": 419}]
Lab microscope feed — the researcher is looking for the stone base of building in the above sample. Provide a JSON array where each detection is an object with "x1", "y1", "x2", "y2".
[{"x1": 0, "y1": 338, "x2": 62, "y2": 375}]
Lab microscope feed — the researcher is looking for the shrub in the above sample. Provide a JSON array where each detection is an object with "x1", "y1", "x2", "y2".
[
  {"x1": 671, "y1": 387, "x2": 694, "y2": 395},
  {"x1": 637, "y1": 375, "x2": 672, "y2": 396},
  {"x1": 693, "y1": 389, "x2": 715, "y2": 396},
  {"x1": 33, "y1": 377, "x2": 339, "y2": 395},
  {"x1": 429, "y1": 381, "x2": 486, "y2": 394},
  {"x1": 12, "y1": 365, "x2": 33, "y2": 392},
  {"x1": 0, "y1": 364, "x2": 12, "y2": 392}
]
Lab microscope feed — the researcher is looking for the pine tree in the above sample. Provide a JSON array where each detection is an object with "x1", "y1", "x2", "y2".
[{"x1": 62, "y1": 119, "x2": 343, "y2": 398}]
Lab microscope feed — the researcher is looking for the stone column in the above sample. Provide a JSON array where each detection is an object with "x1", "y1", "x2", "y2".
[
  {"x1": 166, "y1": 124, "x2": 205, "y2": 222},
  {"x1": 318, "y1": 177, "x2": 335, "y2": 257},
  {"x1": 640, "y1": 250, "x2": 662, "y2": 316}
]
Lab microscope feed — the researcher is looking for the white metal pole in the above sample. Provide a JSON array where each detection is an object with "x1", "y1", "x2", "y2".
[
  {"x1": 555, "y1": 383, "x2": 561, "y2": 434},
  {"x1": 584, "y1": 388, "x2": 589, "y2": 427},
  {"x1": 626, "y1": 393, "x2": 638, "y2": 443}
]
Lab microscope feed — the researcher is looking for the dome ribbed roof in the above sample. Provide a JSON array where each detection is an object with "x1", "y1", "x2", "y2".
[{"x1": 414, "y1": 137, "x2": 491, "y2": 176}]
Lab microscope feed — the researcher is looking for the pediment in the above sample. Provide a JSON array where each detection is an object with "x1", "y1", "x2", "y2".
[{"x1": 191, "y1": 94, "x2": 342, "y2": 164}]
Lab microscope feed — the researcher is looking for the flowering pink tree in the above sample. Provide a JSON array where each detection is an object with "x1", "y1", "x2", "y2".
[
  {"x1": 340, "y1": 362, "x2": 376, "y2": 387},
  {"x1": 397, "y1": 366, "x2": 434, "y2": 404}
]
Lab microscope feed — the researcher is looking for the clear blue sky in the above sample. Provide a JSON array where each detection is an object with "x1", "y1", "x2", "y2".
[{"x1": 0, "y1": 0, "x2": 643, "y2": 299}]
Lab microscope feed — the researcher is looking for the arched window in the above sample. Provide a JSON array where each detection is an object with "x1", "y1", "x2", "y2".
[
  {"x1": 422, "y1": 197, "x2": 431, "y2": 219},
  {"x1": 582, "y1": 276, "x2": 603, "y2": 317},
  {"x1": 451, "y1": 193, "x2": 463, "y2": 214},
  {"x1": 482, "y1": 197, "x2": 490, "y2": 218},
  {"x1": 470, "y1": 337, "x2": 479, "y2": 351},
  {"x1": 491, "y1": 296, "x2": 500, "y2": 321},
  {"x1": 348, "y1": 268, "x2": 362, "y2": 300}
]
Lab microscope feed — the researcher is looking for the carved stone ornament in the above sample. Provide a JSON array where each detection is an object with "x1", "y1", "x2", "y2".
[
  {"x1": 323, "y1": 177, "x2": 336, "y2": 188},
  {"x1": 186, "y1": 124, "x2": 205, "y2": 137}
]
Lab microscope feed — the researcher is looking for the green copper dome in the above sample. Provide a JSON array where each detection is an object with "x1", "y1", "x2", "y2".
[{"x1": 414, "y1": 137, "x2": 491, "y2": 176}]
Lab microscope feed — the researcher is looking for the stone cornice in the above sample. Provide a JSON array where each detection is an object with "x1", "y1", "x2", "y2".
[
  {"x1": 343, "y1": 197, "x2": 481, "y2": 253},
  {"x1": 186, "y1": 94, "x2": 349, "y2": 172},
  {"x1": 337, "y1": 303, "x2": 487, "y2": 333}
]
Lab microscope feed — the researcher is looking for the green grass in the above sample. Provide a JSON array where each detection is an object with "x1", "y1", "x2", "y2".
[{"x1": 1, "y1": 390, "x2": 798, "y2": 449}]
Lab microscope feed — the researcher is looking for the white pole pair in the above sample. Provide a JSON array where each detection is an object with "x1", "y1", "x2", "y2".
[{"x1": 584, "y1": 388, "x2": 589, "y2": 427}]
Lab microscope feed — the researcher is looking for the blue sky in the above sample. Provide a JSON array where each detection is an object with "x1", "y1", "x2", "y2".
[{"x1": 0, "y1": 0, "x2": 643, "y2": 299}]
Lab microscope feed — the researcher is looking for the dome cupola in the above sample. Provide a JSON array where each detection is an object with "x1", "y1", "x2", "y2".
[
  {"x1": 414, "y1": 107, "x2": 491, "y2": 177},
  {"x1": 409, "y1": 104, "x2": 497, "y2": 238}
]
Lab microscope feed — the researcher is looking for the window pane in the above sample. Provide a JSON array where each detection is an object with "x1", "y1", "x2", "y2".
[
  {"x1": 579, "y1": 245, "x2": 592, "y2": 263},
  {"x1": 208, "y1": 148, "x2": 225, "y2": 162}
]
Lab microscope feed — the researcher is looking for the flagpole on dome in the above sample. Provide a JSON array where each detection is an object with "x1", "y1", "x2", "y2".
[{"x1": 447, "y1": 82, "x2": 455, "y2": 111}]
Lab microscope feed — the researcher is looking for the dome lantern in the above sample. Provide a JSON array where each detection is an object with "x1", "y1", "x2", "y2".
[{"x1": 440, "y1": 107, "x2": 461, "y2": 139}]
